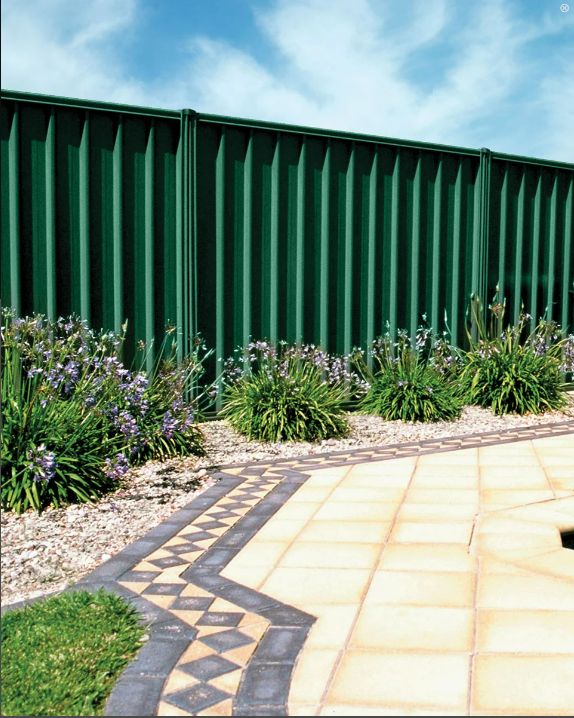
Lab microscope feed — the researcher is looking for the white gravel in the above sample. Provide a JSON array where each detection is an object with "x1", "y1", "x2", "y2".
[{"x1": 2, "y1": 400, "x2": 573, "y2": 608}]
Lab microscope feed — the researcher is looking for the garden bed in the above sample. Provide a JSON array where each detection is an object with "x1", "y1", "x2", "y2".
[{"x1": 2, "y1": 399, "x2": 572, "y2": 608}]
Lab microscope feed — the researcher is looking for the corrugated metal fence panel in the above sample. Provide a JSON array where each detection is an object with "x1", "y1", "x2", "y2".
[
  {"x1": 488, "y1": 157, "x2": 574, "y2": 329},
  {"x1": 2, "y1": 90, "x2": 573, "y2": 385},
  {"x1": 195, "y1": 119, "x2": 484, "y2": 374},
  {"x1": 0, "y1": 94, "x2": 185, "y2": 370}
]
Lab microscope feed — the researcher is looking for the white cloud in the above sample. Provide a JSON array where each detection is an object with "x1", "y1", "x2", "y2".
[
  {"x1": 1, "y1": 0, "x2": 146, "y2": 104},
  {"x1": 1, "y1": 0, "x2": 572, "y2": 161}
]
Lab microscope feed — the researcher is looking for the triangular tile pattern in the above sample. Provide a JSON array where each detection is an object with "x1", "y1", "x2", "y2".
[{"x1": 117, "y1": 472, "x2": 282, "y2": 716}]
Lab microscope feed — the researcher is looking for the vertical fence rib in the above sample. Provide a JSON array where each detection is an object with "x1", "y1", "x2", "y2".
[
  {"x1": 242, "y1": 132, "x2": 253, "y2": 347},
  {"x1": 295, "y1": 137, "x2": 306, "y2": 342},
  {"x1": 8, "y1": 106, "x2": 21, "y2": 313},
  {"x1": 320, "y1": 141, "x2": 330, "y2": 348},
  {"x1": 389, "y1": 150, "x2": 400, "y2": 336},
  {"x1": 546, "y1": 174, "x2": 557, "y2": 322},
  {"x1": 215, "y1": 127, "x2": 226, "y2": 379},
  {"x1": 190, "y1": 112, "x2": 199, "y2": 349},
  {"x1": 143, "y1": 121, "x2": 155, "y2": 370},
  {"x1": 476, "y1": 148, "x2": 491, "y2": 305},
  {"x1": 514, "y1": 171, "x2": 526, "y2": 323},
  {"x1": 530, "y1": 174, "x2": 542, "y2": 325},
  {"x1": 410, "y1": 155, "x2": 421, "y2": 338},
  {"x1": 450, "y1": 163, "x2": 462, "y2": 343},
  {"x1": 562, "y1": 177, "x2": 573, "y2": 331},
  {"x1": 270, "y1": 135, "x2": 280, "y2": 343},
  {"x1": 366, "y1": 148, "x2": 378, "y2": 366},
  {"x1": 112, "y1": 116, "x2": 124, "y2": 333},
  {"x1": 44, "y1": 108, "x2": 56, "y2": 319},
  {"x1": 344, "y1": 143, "x2": 355, "y2": 354},
  {"x1": 79, "y1": 111, "x2": 90, "y2": 321},
  {"x1": 498, "y1": 164, "x2": 508, "y2": 297},
  {"x1": 175, "y1": 118, "x2": 183, "y2": 362},
  {"x1": 431, "y1": 156, "x2": 442, "y2": 332}
]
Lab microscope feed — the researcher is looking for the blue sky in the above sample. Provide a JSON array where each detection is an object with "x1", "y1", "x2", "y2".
[{"x1": 1, "y1": 0, "x2": 573, "y2": 161}]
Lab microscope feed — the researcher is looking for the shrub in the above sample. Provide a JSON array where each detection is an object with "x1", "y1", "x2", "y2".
[
  {"x1": 1, "y1": 311, "x2": 209, "y2": 513},
  {"x1": 460, "y1": 295, "x2": 570, "y2": 415},
  {"x1": 357, "y1": 328, "x2": 463, "y2": 422},
  {"x1": 127, "y1": 330, "x2": 210, "y2": 462},
  {"x1": 0, "y1": 589, "x2": 145, "y2": 716},
  {"x1": 220, "y1": 341, "x2": 357, "y2": 442}
]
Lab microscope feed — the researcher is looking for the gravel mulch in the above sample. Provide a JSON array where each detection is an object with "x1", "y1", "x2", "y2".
[{"x1": 2, "y1": 400, "x2": 573, "y2": 608}]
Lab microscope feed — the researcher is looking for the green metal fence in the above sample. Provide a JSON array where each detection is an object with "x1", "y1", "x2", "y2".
[{"x1": 2, "y1": 89, "x2": 573, "y2": 379}]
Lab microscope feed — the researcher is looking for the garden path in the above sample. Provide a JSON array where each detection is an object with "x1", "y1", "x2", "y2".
[{"x1": 75, "y1": 423, "x2": 574, "y2": 716}]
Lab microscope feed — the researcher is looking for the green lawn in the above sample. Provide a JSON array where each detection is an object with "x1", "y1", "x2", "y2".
[{"x1": 1, "y1": 589, "x2": 145, "y2": 716}]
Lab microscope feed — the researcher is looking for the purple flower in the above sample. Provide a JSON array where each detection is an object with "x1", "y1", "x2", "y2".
[
  {"x1": 116, "y1": 410, "x2": 140, "y2": 438},
  {"x1": 103, "y1": 453, "x2": 129, "y2": 481},
  {"x1": 27, "y1": 444, "x2": 56, "y2": 483},
  {"x1": 161, "y1": 411, "x2": 178, "y2": 439}
]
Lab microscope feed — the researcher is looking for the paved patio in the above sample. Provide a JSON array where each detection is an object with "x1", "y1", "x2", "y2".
[{"x1": 76, "y1": 422, "x2": 574, "y2": 716}]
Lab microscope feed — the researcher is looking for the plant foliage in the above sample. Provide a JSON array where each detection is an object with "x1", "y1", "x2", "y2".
[
  {"x1": 220, "y1": 341, "x2": 357, "y2": 442},
  {"x1": 460, "y1": 294, "x2": 571, "y2": 415},
  {"x1": 1, "y1": 311, "x2": 209, "y2": 513},
  {"x1": 357, "y1": 326, "x2": 463, "y2": 423}
]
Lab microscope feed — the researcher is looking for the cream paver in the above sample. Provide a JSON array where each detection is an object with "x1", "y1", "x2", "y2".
[
  {"x1": 476, "y1": 609, "x2": 574, "y2": 653},
  {"x1": 325, "y1": 652, "x2": 470, "y2": 711},
  {"x1": 220, "y1": 433, "x2": 574, "y2": 715},
  {"x1": 363, "y1": 570, "x2": 475, "y2": 607},
  {"x1": 349, "y1": 605, "x2": 474, "y2": 651},
  {"x1": 471, "y1": 655, "x2": 574, "y2": 715}
]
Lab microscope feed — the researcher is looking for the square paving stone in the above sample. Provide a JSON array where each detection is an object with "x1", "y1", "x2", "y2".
[
  {"x1": 197, "y1": 611, "x2": 244, "y2": 627},
  {"x1": 142, "y1": 583, "x2": 185, "y2": 596},
  {"x1": 171, "y1": 596, "x2": 214, "y2": 611},
  {"x1": 233, "y1": 704, "x2": 286, "y2": 716},
  {"x1": 166, "y1": 543, "x2": 204, "y2": 555},
  {"x1": 236, "y1": 662, "x2": 292, "y2": 706},
  {"x1": 195, "y1": 520, "x2": 229, "y2": 530},
  {"x1": 207, "y1": 510, "x2": 240, "y2": 519},
  {"x1": 252, "y1": 627, "x2": 308, "y2": 662},
  {"x1": 179, "y1": 530, "x2": 217, "y2": 542},
  {"x1": 199, "y1": 628, "x2": 255, "y2": 652},
  {"x1": 148, "y1": 555, "x2": 188, "y2": 569},
  {"x1": 164, "y1": 683, "x2": 232, "y2": 714},
  {"x1": 196, "y1": 548, "x2": 239, "y2": 568},
  {"x1": 179, "y1": 654, "x2": 240, "y2": 681},
  {"x1": 119, "y1": 570, "x2": 161, "y2": 582}
]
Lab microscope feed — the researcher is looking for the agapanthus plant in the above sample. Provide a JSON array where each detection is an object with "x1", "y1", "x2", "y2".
[
  {"x1": 356, "y1": 325, "x2": 463, "y2": 423},
  {"x1": 220, "y1": 340, "x2": 363, "y2": 442},
  {"x1": 460, "y1": 294, "x2": 571, "y2": 415},
  {"x1": 1, "y1": 310, "x2": 210, "y2": 513}
]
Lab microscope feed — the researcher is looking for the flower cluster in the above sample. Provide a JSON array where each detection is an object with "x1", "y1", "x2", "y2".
[
  {"x1": 103, "y1": 452, "x2": 130, "y2": 481},
  {"x1": 2, "y1": 309, "x2": 207, "y2": 512},
  {"x1": 221, "y1": 340, "x2": 368, "y2": 398},
  {"x1": 26, "y1": 444, "x2": 56, "y2": 483}
]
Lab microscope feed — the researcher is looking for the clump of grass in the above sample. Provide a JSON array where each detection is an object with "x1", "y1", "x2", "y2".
[
  {"x1": 220, "y1": 340, "x2": 361, "y2": 442},
  {"x1": 460, "y1": 294, "x2": 570, "y2": 415},
  {"x1": 357, "y1": 326, "x2": 463, "y2": 423},
  {"x1": 0, "y1": 589, "x2": 145, "y2": 717}
]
